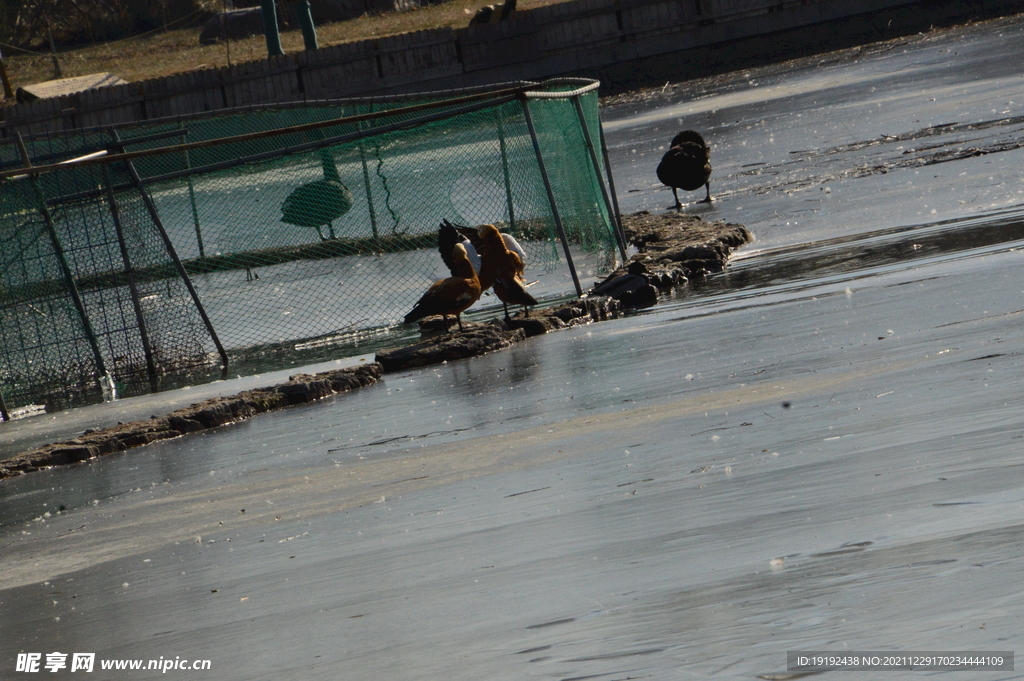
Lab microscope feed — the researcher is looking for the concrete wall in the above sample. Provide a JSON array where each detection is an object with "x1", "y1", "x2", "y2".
[{"x1": 1, "y1": 0, "x2": 1018, "y2": 135}]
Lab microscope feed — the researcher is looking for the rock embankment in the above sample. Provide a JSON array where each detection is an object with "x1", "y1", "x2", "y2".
[
  {"x1": 0, "y1": 364, "x2": 382, "y2": 480},
  {"x1": 375, "y1": 296, "x2": 621, "y2": 371},
  {"x1": 0, "y1": 211, "x2": 752, "y2": 481},
  {"x1": 592, "y1": 211, "x2": 753, "y2": 306}
]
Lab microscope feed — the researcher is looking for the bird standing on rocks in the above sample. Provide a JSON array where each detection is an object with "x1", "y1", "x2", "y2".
[
  {"x1": 404, "y1": 243, "x2": 481, "y2": 333},
  {"x1": 656, "y1": 130, "x2": 712, "y2": 209},
  {"x1": 477, "y1": 224, "x2": 536, "y2": 319}
]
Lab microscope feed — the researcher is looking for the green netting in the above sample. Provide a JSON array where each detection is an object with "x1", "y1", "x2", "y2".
[{"x1": 0, "y1": 79, "x2": 621, "y2": 415}]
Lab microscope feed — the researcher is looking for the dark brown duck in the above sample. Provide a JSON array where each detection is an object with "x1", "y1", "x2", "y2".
[{"x1": 656, "y1": 130, "x2": 712, "y2": 208}]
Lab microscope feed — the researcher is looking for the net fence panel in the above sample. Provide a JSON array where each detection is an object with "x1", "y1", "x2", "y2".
[
  {"x1": 526, "y1": 90, "x2": 618, "y2": 269},
  {"x1": 0, "y1": 179, "x2": 107, "y2": 412},
  {"x1": 0, "y1": 80, "x2": 621, "y2": 414}
]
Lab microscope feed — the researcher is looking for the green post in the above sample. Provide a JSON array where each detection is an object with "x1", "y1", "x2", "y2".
[
  {"x1": 357, "y1": 115, "x2": 379, "y2": 240},
  {"x1": 261, "y1": 0, "x2": 284, "y2": 57},
  {"x1": 222, "y1": 0, "x2": 232, "y2": 66},
  {"x1": 47, "y1": 24, "x2": 63, "y2": 79},
  {"x1": 0, "y1": 49, "x2": 15, "y2": 100},
  {"x1": 598, "y1": 114, "x2": 626, "y2": 253},
  {"x1": 295, "y1": 0, "x2": 318, "y2": 51},
  {"x1": 182, "y1": 124, "x2": 206, "y2": 258},
  {"x1": 495, "y1": 108, "x2": 517, "y2": 232}
]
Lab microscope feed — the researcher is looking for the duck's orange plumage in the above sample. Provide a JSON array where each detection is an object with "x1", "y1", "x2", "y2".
[
  {"x1": 404, "y1": 242, "x2": 482, "y2": 332},
  {"x1": 477, "y1": 224, "x2": 537, "y2": 318}
]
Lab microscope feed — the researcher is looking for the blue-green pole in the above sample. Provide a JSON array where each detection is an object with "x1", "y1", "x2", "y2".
[
  {"x1": 261, "y1": 0, "x2": 284, "y2": 57},
  {"x1": 295, "y1": 0, "x2": 318, "y2": 51}
]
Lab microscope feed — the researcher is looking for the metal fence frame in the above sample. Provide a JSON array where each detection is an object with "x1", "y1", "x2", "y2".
[{"x1": 0, "y1": 79, "x2": 623, "y2": 418}]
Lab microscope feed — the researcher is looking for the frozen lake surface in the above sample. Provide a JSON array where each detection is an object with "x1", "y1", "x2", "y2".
[{"x1": 3, "y1": 16, "x2": 1024, "y2": 680}]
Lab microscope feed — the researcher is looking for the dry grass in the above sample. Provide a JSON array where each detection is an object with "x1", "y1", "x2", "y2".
[{"x1": 2, "y1": 0, "x2": 567, "y2": 97}]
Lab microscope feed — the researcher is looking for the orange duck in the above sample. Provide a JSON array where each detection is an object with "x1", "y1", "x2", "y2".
[
  {"x1": 476, "y1": 224, "x2": 537, "y2": 320},
  {"x1": 404, "y1": 243, "x2": 482, "y2": 332}
]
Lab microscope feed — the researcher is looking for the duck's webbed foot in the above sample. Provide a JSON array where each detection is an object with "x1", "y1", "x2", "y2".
[{"x1": 668, "y1": 188, "x2": 683, "y2": 210}]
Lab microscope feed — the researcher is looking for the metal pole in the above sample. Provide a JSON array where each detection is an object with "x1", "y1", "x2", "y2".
[
  {"x1": 0, "y1": 49, "x2": 15, "y2": 100},
  {"x1": 222, "y1": 0, "x2": 232, "y2": 67},
  {"x1": 108, "y1": 130, "x2": 230, "y2": 377},
  {"x1": 1, "y1": 90, "x2": 525, "y2": 181},
  {"x1": 597, "y1": 115, "x2": 626, "y2": 250},
  {"x1": 14, "y1": 133, "x2": 110, "y2": 388},
  {"x1": 102, "y1": 163, "x2": 160, "y2": 392},
  {"x1": 35, "y1": 94, "x2": 523, "y2": 208},
  {"x1": 181, "y1": 124, "x2": 206, "y2": 258},
  {"x1": 46, "y1": 24, "x2": 63, "y2": 79},
  {"x1": 572, "y1": 95, "x2": 627, "y2": 260},
  {"x1": 294, "y1": 0, "x2": 319, "y2": 51},
  {"x1": 521, "y1": 97, "x2": 582, "y2": 297},
  {"x1": 357, "y1": 115, "x2": 379, "y2": 239},
  {"x1": 261, "y1": 0, "x2": 284, "y2": 57},
  {"x1": 495, "y1": 108, "x2": 517, "y2": 231}
]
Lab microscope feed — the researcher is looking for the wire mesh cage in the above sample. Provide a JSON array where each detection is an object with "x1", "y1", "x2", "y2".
[{"x1": 0, "y1": 79, "x2": 623, "y2": 416}]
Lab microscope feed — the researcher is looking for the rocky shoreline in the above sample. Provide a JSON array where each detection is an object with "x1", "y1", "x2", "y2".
[{"x1": 0, "y1": 212, "x2": 751, "y2": 481}]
